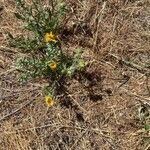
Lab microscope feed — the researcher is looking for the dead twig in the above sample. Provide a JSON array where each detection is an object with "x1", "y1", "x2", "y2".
[
  {"x1": 93, "y1": 2, "x2": 107, "y2": 49},
  {"x1": 68, "y1": 94, "x2": 88, "y2": 113},
  {"x1": 0, "y1": 97, "x2": 38, "y2": 123},
  {"x1": 146, "y1": 76, "x2": 150, "y2": 96},
  {"x1": 0, "y1": 67, "x2": 17, "y2": 76},
  {"x1": 0, "y1": 87, "x2": 40, "y2": 101},
  {"x1": 70, "y1": 127, "x2": 89, "y2": 150},
  {"x1": 0, "y1": 46, "x2": 18, "y2": 53},
  {"x1": 123, "y1": 88, "x2": 150, "y2": 106},
  {"x1": 109, "y1": 53, "x2": 150, "y2": 75}
]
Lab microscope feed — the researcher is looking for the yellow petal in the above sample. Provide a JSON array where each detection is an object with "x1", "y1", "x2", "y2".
[{"x1": 45, "y1": 96, "x2": 54, "y2": 107}]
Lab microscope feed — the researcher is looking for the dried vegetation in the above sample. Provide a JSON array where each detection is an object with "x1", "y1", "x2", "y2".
[{"x1": 0, "y1": 0, "x2": 150, "y2": 150}]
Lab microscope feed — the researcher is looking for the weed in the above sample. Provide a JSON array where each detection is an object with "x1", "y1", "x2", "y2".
[{"x1": 7, "y1": 0, "x2": 87, "y2": 106}]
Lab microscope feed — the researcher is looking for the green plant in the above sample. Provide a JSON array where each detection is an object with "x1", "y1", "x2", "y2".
[
  {"x1": 8, "y1": 0, "x2": 87, "y2": 106},
  {"x1": 8, "y1": 0, "x2": 66, "y2": 52}
]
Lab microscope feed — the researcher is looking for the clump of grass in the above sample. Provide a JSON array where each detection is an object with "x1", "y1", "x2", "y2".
[{"x1": 7, "y1": 0, "x2": 87, "y2": 107}]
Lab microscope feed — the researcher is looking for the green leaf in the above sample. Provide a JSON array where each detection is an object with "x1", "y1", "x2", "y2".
[{"x1": 144, "y1": 124, "x2": 150, "y2": 131}]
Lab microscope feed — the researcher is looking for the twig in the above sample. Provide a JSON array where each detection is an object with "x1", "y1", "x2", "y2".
[
  {"x1": 101, "y1": 136, "x2": 116, "y2": 150},
  {"x1": 0, "y1": 87, "x2": 40, "y2": 101},
  {"x1": 146, "y1": 76, "x2": 150, "y2": 96},
  {"x1": 68, "y1": 94, "x2": 88, "y2": 113},
  {"x1": 0, "y1": 67, "x2": 17, "y2": 76},
  {"x1": 122, "y1": 88, "x2": 150, "y2": 106},
  {"x1": 4, "y1": 123, "x2": 141, "y2": 135},
  {"x1": 0, "y1": 98, "x2": 37, "y2": 123},
  {"x1": 4, "y1": 124, "x2": 82, "y2": 134},
  {"x1": 70, "y1": 127, "x2": 89, "y2": 150},
  {"x1": 93, "y1": 2, "x2": 107, "y2": 49},
  {"x1": 109, "y1": 53, "x2": 150, "y2": 75},
  {"x1": 145, "y1": 144, "x2": 150, "y2": 150},
  {"x1": 0, "y1": 46, "x2": 18, "y2": 53},
  {"x1": 117, "y1": 76, "x2": 130, "y2": 89}
]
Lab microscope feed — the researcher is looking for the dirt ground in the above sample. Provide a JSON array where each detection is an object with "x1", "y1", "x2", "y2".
[{"x1": 0, "y1": 0, "x2": 150, "y2": 150}]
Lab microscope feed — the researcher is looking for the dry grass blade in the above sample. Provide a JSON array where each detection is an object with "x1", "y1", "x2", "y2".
[
  {"x1": 109, "y1": 53, "x2": 150, "y2": 75},
  {"x1": 0, "y1": 67, "x2": 17, "y2": 76},
  {"x1": 93, "y1": 1, "x2": 107, "y2": 49},
  {"x1": 0, "y1": 0, "x2": 150, "y2": 149},
  {"x1": 123, "y1": 88, "x2": 150, "y2": 106},
  {"x1": 0, "y1": 96, "x2": 38, "y2": 123}
]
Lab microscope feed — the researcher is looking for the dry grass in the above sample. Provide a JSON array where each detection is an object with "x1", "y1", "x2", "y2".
[{"x1": 0, "y1": 0, "x2": 150, "y2": 150}]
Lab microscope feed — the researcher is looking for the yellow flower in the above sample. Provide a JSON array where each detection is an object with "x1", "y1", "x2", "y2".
[
  {"x1": 44, "y1": 32, "x2": 57, "y2": 43},
  {"x1": 48, "y1": 62, "x2": 57, "y2": 71},
  {"x1": 45, "y1": 96, "x2": 54, "y2": 107}
]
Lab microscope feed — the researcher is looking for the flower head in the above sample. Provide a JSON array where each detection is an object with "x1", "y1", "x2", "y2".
[
  {"x1": 48, "y1": 62, "x2": 57, "y2": 71},
  {"x1": 44, "y1": 32, "x2": 57, "y2": 43},
  {"x1": 45, "y1": 95, "x2": 54, "y2": 107}
]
